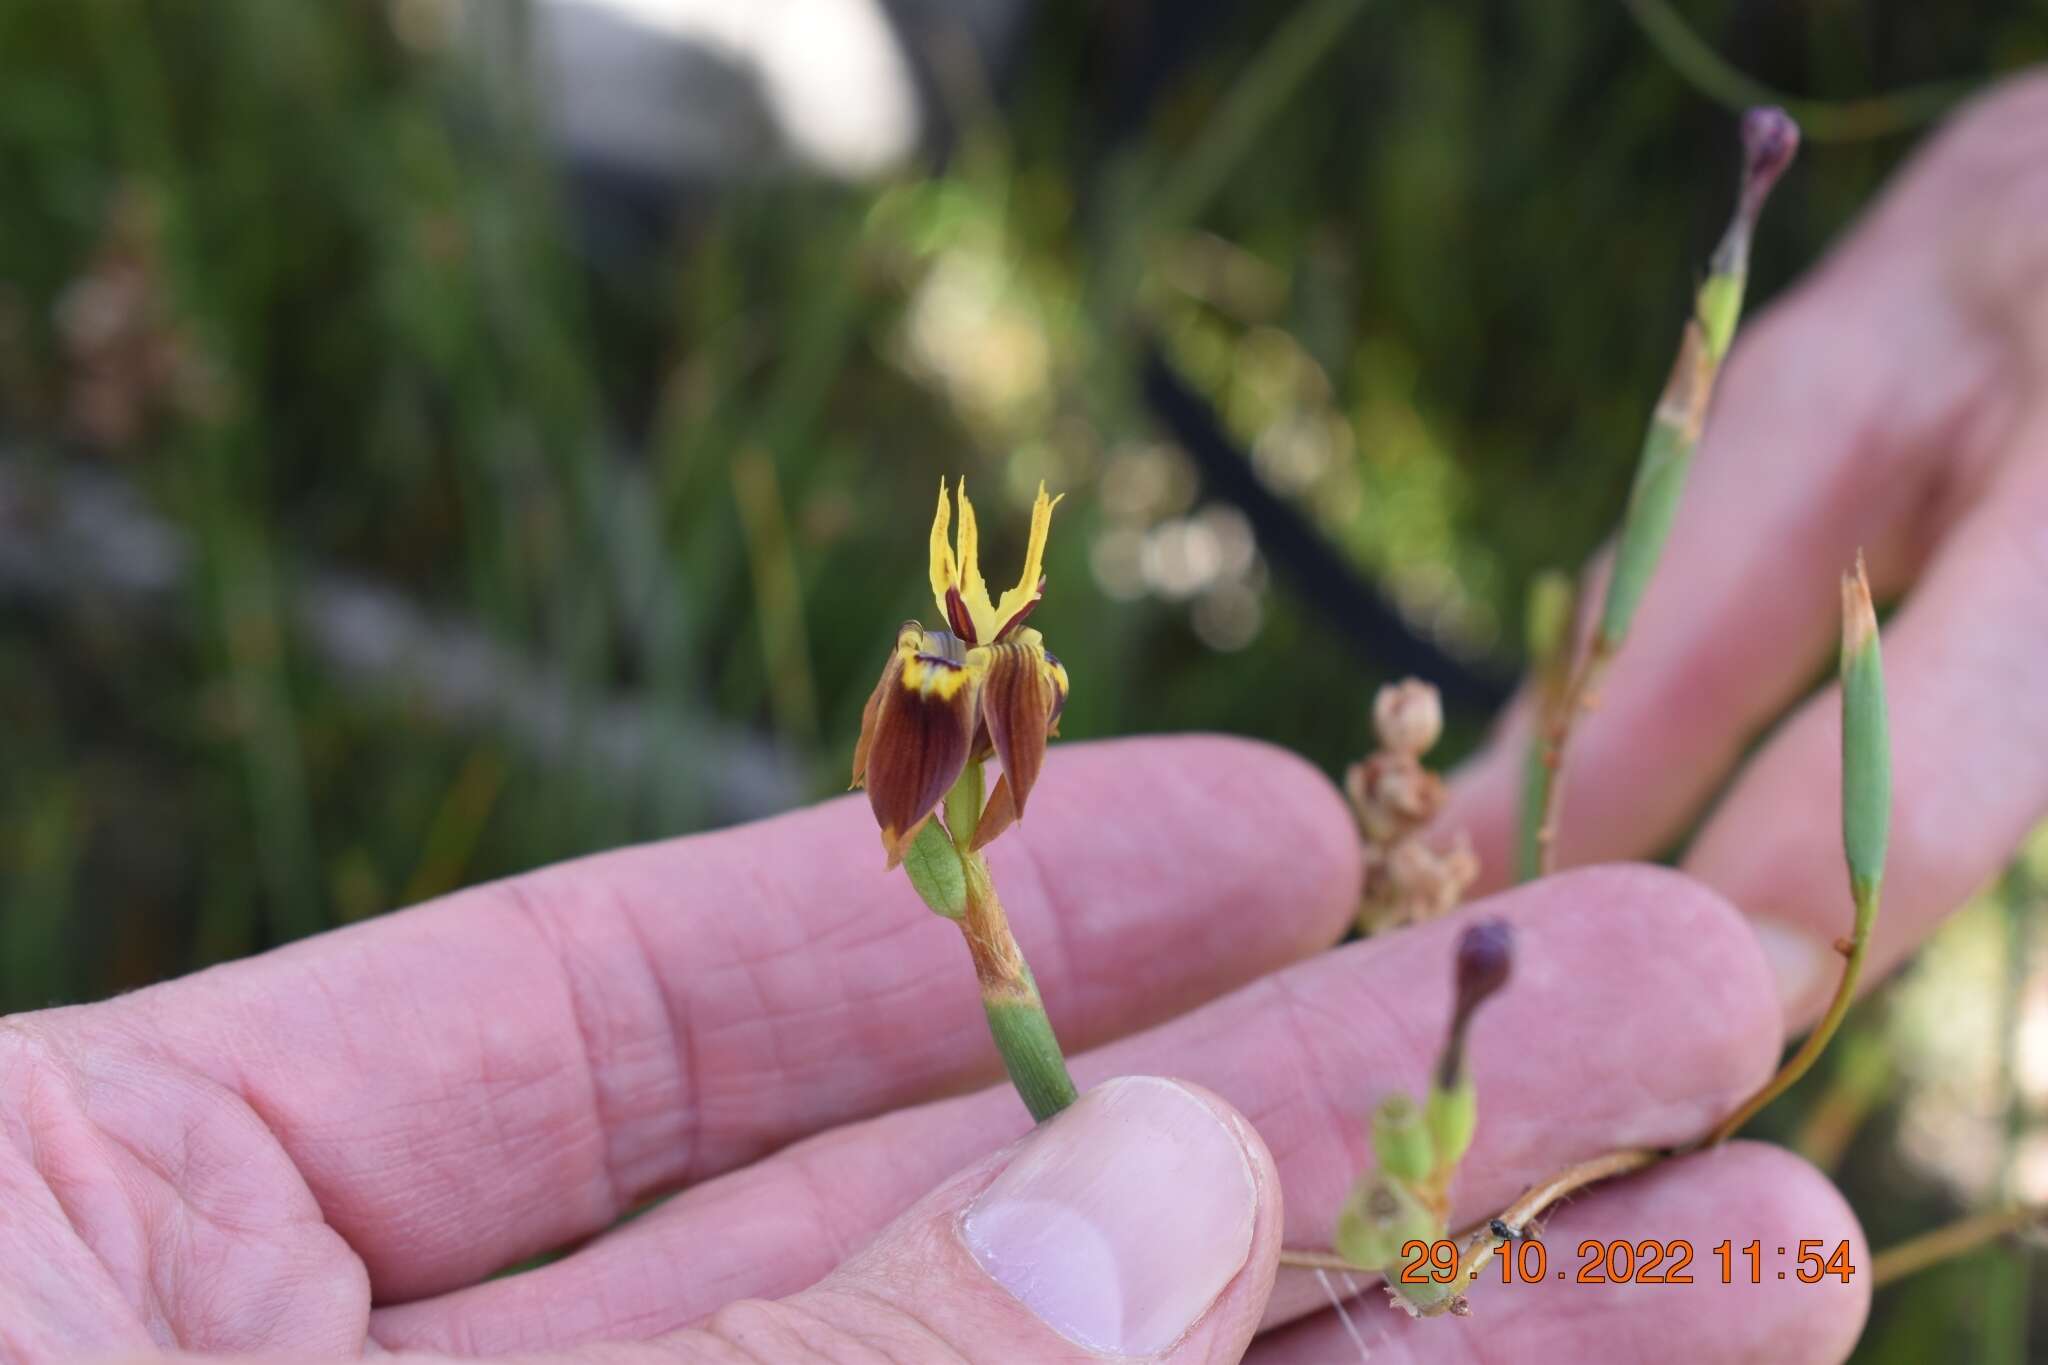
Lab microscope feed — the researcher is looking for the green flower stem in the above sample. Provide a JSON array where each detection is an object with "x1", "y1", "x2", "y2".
[
  {"x1": 911, "y1": 761, "x2": 1078, "y2": 1123},
  {"x1": 1702, "y1": 882, "x2": 1879, "y2": 1146},
  {"x1": 1515, "y1": 571, "x2": 1581, "y2": 883},
  {"x1": 961, "y1": 839, "x2": 1079, "y2": 1122},
  {"x1": 1515, "y1": 743, "x2": 1551, "y2": 884},
  {"x1": 1520, "y1": 111, "x2": 1796, "y2": 878},
  {"x1": 1705, "y1": 561, "x2": 1888, "y2": 1147}
]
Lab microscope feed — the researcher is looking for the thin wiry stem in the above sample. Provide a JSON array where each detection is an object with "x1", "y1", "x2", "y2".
[
  {"x1": 1702, "y1": 894, "x2": 1874, "y2": 1146},
  {"x1": 1619, "y1": 0, "x2": 1966, "y2": 143},
  {"x1": 1872, "y1": 1208, "x2": 2044, "y2": 1290}
]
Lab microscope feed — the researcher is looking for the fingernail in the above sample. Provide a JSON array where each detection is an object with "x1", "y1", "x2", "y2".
[
  {"x1": 962, "y1": 1076, "x2": 1258, "y2": 1357},
  {"x1": 1753, "y1": 917, "x2": 1832, "y2": 1016}
]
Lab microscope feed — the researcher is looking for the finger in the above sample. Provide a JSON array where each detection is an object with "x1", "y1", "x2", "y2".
[
  {"x1": 374, "y1": 864, "x2": 1782, "y2": 1351},
  {"x1": 1441, "y1": 79, "x2": 2045, "y2": 893},
  {"x1": 1685, "y1": 433, "x2": 2048, "y2": 1020},
  {"x1": 35, "y1": 735, "x2": 1358, "y2": 1301},
  {"x1": 1250, "y1": 1142, "x2": 1867, "y2": 1365},
  {"x1": 662, "y1": 1077, "x2": 1281, "y2": 1363}
]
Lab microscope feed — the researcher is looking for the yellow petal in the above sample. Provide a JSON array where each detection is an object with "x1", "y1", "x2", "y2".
[
  {"x1": 928, "y1": 479, "x2": 957, "y2": 621},
  {"x1": 992, "y1": 482, "x2": 1061, "y2": 639},
  {"x1": 953, "y1": 479, "x2": 998, "y2": 642}
]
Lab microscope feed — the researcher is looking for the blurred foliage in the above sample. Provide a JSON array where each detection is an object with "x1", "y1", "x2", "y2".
[{"x1": 3, "y1": 0, "x2": 2048, "y2": 1355}]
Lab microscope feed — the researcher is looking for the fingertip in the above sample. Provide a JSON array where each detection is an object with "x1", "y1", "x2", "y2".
[
  {"x1": 827, "y1": 1075, "x2": 1282, "y2": 1362},
  {"x1": 1655, "y1": 1140, "x2": 1873, "y2": 1363}
]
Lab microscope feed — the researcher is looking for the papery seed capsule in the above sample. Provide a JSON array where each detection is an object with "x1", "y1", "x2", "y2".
[{"x1": 1373, "y1": 679, "x2": 1444, "y2": 758}]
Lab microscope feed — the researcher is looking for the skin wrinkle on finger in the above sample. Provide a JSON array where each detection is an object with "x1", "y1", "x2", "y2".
[
  {"x1": 371, "y1": 864, "x2": 1781, "y2": 1353},
  {"x1": 1249, "y1": 1143, "x2": 1868, "y2": 1365},
  {"x1": 0, "y1": 1022, "x2": 371, "y2": 1354},
  {"x1": 22, "y1": 735, "x2": 1359, "y2": 1306}
]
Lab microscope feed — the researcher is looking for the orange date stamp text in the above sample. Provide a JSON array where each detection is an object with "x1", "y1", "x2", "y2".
[{"x1": 1396, "y1": 1237, "x2": 1857, "y2": 1287}]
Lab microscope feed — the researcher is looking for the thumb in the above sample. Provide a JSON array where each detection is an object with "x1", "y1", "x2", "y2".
[{"x1": 674, "y1": 1076, "x2": 1281, "y2": 1363}]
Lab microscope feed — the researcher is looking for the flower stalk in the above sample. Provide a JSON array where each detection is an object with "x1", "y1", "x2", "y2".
[
  {"x1": 1524, "y1": 107, "x2": 1799, "y2": 878},
  {"x1": 1705, "y1": 555, "x2": 1888, "y2": 1146},
  {"x1": 901, "y1": 761, "x2": 1078, "y2": 1121},
  {"x1": 1515, "y1": 571, "x2": 1577, "y2": 881},
  {"x1": 1870, "y1": 1207, "x2": 2045, "y2": 1290}
]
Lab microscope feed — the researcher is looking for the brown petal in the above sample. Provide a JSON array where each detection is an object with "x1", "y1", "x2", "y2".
[
  {"x1": 849, "y1": 624, "x2": 916, "y2": 789},
  {"x1": 866, "y1": 627, "x2": 981, "y2": 866},
  {"x1": 969, "y1": 771, "x2": 1017, "y2": 852},
  {"x1": 978, "y1": 639, "x2": 1059, "y2": 822}
]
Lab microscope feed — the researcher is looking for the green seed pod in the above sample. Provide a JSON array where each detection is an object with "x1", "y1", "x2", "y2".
[
  {"x1": 1839, "y1": 560, "x2": 1890, "y2": 909},
  {"x1": 1426, "y1": 1076, "x2": 1479, "y2": 1168},
  {"x1": 1334, "y1": 1172, "x2": 1441, "y2": 1272},
  {"x1": 1372, "y1": 1093, "x2": 1435, "y2": 1185},
  {"x1": 900, "y1": 819, "x2": 967, "y2": 919}
]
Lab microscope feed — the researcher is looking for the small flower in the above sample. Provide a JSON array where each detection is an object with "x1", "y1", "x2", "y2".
[{"x1": 852, "y1": 479, "x2": 1070, "y2": 865}]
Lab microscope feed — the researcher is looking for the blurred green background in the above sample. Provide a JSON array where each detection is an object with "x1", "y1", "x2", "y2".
[{"x1": 2, "y1": 0, "x2": 2045, "y2": 1356}]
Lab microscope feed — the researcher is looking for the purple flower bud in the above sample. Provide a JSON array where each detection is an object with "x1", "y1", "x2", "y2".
[
  {"x1": 1436, "y1": 919, "x2": 1514, "y2": 1087},
  {"x1": 1739, "y1": 107, "x2": 1800, "y2": 219},
  {"x1": 1454, "y1": 919, "x2": 1514, "y2": 1015},
  {"x1": 1740, "y1": 106, "x2": 1800, "y2": 201},
  {"x1": 1711, "y1": 107, "x2": 1801, "y2": 281}
]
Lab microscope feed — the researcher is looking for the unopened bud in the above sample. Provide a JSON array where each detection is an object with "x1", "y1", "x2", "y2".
[
  {"x1": 1373, "y1": 679, "x2": 1444, "y2": 758},
  {"x1": 1740, "y1": 106, "x2": 1800, "y2": 211},
  {"x1": 1707, "y1": 106, "x2": 1801, "y2": 310},
  {"x1": 1454, "y1": 918, "x2": 1513, "y2": 1013},
  {"x1": 1838, "y1": 552, "x2": 1889, "y2": 906},
  {"x1": 1436, "y1": 919, "x2": 1514, "y2": 1088},
  {"x1": 1372, "y1": 1093, "x2": 1435, "y2": 1184}
]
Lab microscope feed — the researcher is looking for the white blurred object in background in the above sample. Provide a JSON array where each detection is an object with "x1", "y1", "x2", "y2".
[{"x1": 516, "y1": 0, "x2": 926, "y2": 180}]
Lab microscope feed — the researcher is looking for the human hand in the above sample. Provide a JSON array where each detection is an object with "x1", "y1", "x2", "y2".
[
  {"x1": 1449, "y1": 71, "x2": 2048, "y2": 1024},
  {"x1": 2, "y1": 738, "x2": 1861, "y2": 1363}
]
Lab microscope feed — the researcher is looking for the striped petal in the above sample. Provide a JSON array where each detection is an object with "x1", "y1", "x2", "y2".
[
  {"x1": 977, "y1": 629, "x2": 1067, "y2": 827},
  {"x1": 863, "y1": 624, "x2": 982, "y2": 866}
]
